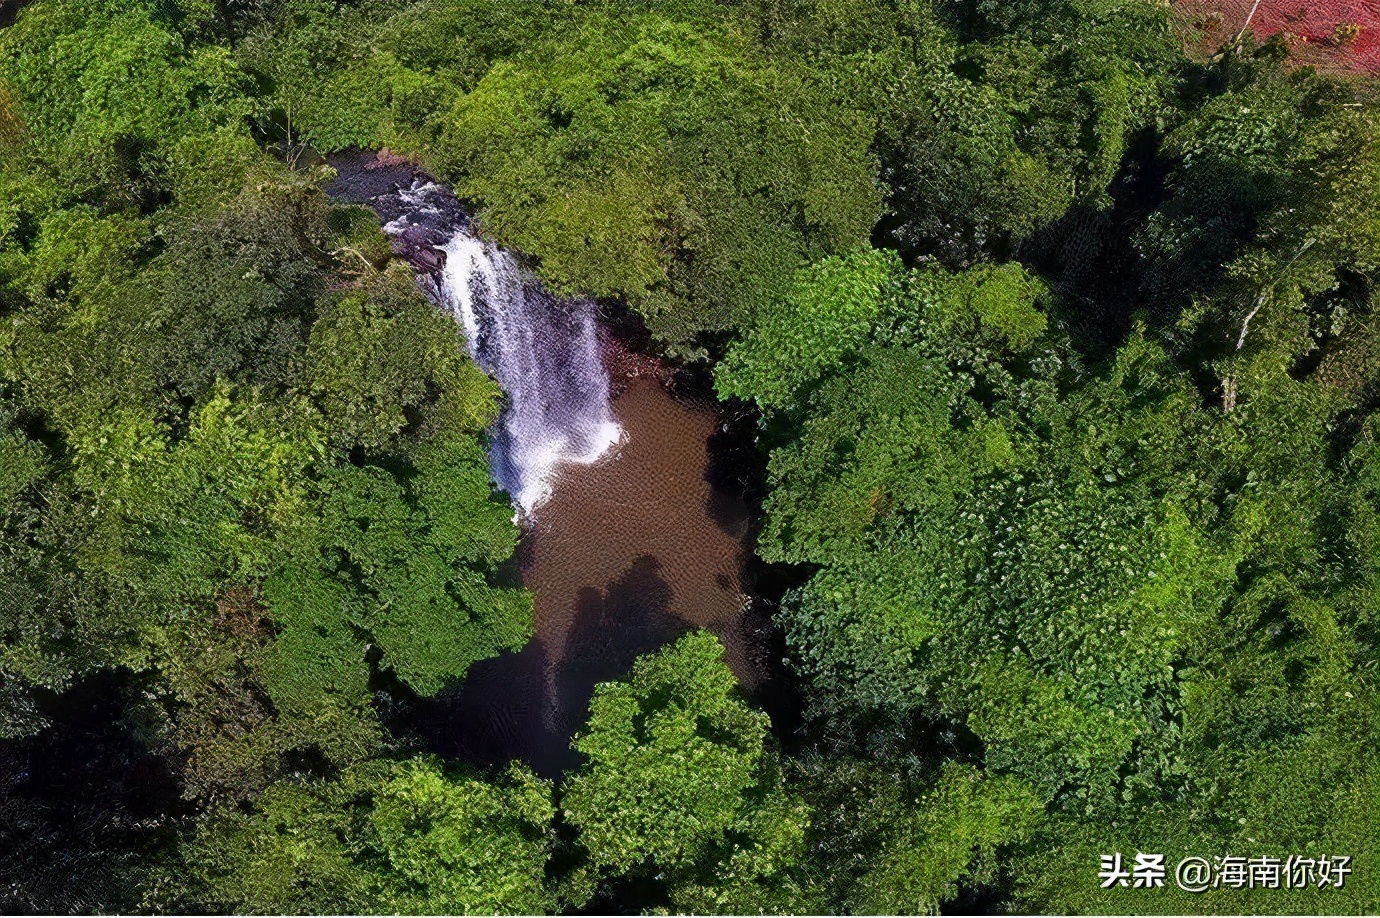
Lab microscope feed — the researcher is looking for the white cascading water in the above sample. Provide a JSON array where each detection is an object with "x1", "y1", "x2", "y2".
[
  {"x1": 435, "y1": 232, "x2": 622, "y2": 515},
  {"x1": 365, "y1": 177, "x2": 621, "y2": 516}
]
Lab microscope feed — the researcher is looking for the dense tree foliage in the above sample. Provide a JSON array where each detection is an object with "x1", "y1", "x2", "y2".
[
  {"x1": 562, "y1": 631, "x2": 818, "y2": 914},
  {"x1": 716, "y1": 46, "x2": 1380, "y2": 909},
  {"x1": 0, "y1": 1, "x2": 533, "y2": 908},
  {"x1": 181, "y1": 758, "x2": 556, "y2": 914},
  {"x1": 3, "y1": 0, "x2": 1379, "y2": 914}
]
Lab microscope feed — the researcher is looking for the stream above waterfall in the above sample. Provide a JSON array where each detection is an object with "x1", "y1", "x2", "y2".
[{"x1": 327, "y1": 151, "x2": 781, "y2": 776}]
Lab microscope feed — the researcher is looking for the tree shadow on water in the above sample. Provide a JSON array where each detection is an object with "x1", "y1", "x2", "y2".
[
  {"x1": 404, "y1": 639, "x2": 561, "y2": 776},
  {"x1": 407, "y1": 555, "x2": 688, "y2": 779},
  {"x1": 703, "y1": 400, "x2": 761, "y2": 540},
  {"x1": 549, "y1": 555, "x2": 687, "y2": 774}
]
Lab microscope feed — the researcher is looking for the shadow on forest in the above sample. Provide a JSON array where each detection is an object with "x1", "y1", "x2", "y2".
[
  {"x1": 0, "y1": 0, "x2": 31, "y2": 29},
  {"x1": 0, "y1": 672, "x2": 183, "y2": 914}
]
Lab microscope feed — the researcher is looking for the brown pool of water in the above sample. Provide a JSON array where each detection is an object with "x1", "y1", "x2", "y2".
[{"x1": 409, "y1": 348, "x2": 773, "y2": 777}]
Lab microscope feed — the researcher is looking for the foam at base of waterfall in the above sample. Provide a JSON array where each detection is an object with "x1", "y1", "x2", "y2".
[
  {"x1": 506, "y1": 419, "x2": 625, "y2": 514},
  {"x1": 573, "y1": 419, "x2": 625, "y2": 465}
]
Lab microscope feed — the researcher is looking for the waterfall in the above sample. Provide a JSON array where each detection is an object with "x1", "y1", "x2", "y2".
[
  {"x1": 372, "y1": 178, "x2": 622, "y2": 516},
  {"x1": 435, "y1": 231, "x2": 623, "y2": 515}
]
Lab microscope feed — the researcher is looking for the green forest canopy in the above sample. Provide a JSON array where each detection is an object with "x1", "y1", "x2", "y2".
[{"x1": 1, "y1": 0, "x2": 1378, "y2": 913}]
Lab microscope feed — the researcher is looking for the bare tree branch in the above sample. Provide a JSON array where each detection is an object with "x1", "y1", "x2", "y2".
[
  {"x1": 1223, "y1": 237, "x2": 1316, "y2": 412},
  {"x1": 1232, "y1": 0, "x2": 1265, "y2": 50}
]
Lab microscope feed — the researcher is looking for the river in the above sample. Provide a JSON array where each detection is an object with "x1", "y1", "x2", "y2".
[{"x1": 328, "y1": 151, "x2": 779, "y2": 776}]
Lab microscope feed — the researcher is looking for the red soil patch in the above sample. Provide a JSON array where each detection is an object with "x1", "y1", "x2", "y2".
[{"x1": 1176, "y1": 0, "x2": 1380, "y2": 74}]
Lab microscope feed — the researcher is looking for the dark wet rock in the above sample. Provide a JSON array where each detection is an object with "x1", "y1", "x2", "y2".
[{"x1": 326, "y1": 149, "x2": 471, "y2": 283}]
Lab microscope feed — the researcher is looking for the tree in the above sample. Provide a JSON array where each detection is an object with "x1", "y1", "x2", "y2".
[
  {"x1": 183, "y1": 757, "x2": 556, "y2": 915},
  {"x1": 716, "y1": 249, "x2": 898, "y2": 410},
  {"x1": 763, "y1": 0, "x2": 1180, "y2": 266},
  {"x1": 306, "y1": 265, "x2": 498, "y2": 454},
  {"x1": 849, "y1": 765, "x2": 1040, "y2": 915},
  {"x1": 0, "y1": 0, "x2": 256, "y2": 211},
  {"x1": 561, "y1": 631, "x2": 819, "y2": 913},
  {"x1": 430, "y1": 5, "x2": 880, "y2": 348},
  {"x1": 794, "y1": 755, "x2": 1041, "y2": 915},
  {"x1": 154, "y1": 181, "x2": 335, "y2": 403},
  {"x1": 725, "y1": 218, "x2": 1380, "y2": 911}
]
